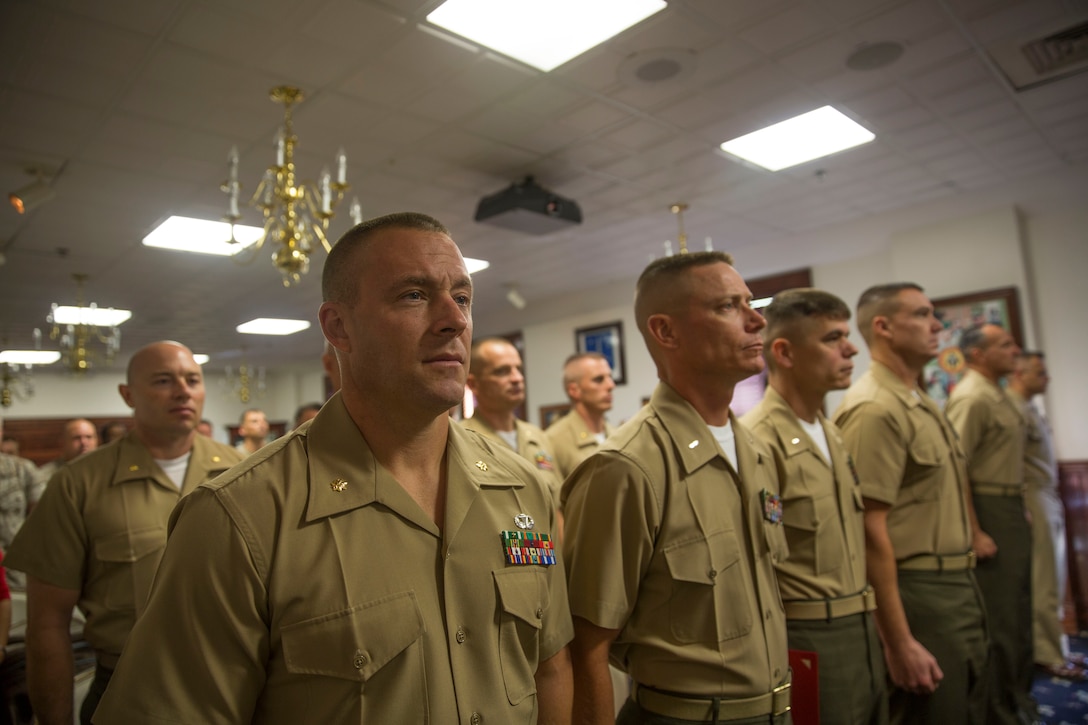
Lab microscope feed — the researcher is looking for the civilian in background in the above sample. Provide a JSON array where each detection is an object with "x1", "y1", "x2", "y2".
[
  {"x1": 0, "y1": 438, "x2": 20, "y2": 457},
  {"x1": 195, "y1": 419, "x2": 214, "y2": 438}
]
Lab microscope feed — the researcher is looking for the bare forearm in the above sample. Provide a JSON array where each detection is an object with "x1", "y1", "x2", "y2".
[
  {"x1": 570, "y1": 619, "x2": 619, "y2": 725},
  {"x1": 27, "y1": 624, "x2": 75, "y2": 725},
  {"x1": 536, "y1": 647, "x2": 573, "y2": 725},
  {"x1": 867, "y1": 534, "x2": 911, "y2": 648}
]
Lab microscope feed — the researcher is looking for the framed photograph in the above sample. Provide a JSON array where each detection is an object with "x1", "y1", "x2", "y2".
[
  {"x1": 539, "y1": 403, "x2": 571, "y2": 430},
  {"x1": 922, "y1": 286, "x2": 1023, "y2": 408},
  {"x1": 575, "y1": 321, "x2": 627, "y2": 385}
]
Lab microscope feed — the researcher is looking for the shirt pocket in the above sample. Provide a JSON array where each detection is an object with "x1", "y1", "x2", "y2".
[
  {"x1": 781, "y1": 493, "x2": 842, "y2": 575},
  {"x1": 280, "y1": 592, "x2": 427, "y2": 722},
  {"x1": 905, "y1": 438, "x2": 944, "y2": 502},
  {"x1": 663, "y1": 530, "x2": 751, "y2": 643},
  {"x1": 494, "y1": 568, "x2": 546, "y2": 706},
  {"x1": 94, "y1": 525, "x2": 166, "y2": 614}
]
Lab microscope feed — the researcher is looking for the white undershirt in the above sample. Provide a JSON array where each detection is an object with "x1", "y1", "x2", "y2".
[
  {"x1": 707, "y1": 420, "x2": 738, "y2": 472},
  {"x1": 798, "y1": 417, "x2": 831, "y2": 465},
  {"x1": 155, "y1": 451, "x2": 191, "y2": 490},
  {"x1": 497, "y1": 429, "x2": 518, "y2": 450}
]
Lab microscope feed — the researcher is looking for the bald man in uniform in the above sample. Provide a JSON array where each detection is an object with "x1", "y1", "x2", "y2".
[
  {"x1": 563, "y1": 251, "x2": 790, "y2": 724},
  {"x1": 5, "y1": 341, "x2": 242, "y2": 725},
  {"x1": 946, "y1": 323, "x2": 1031, "y2": 724},
  {"x1": 94, "y1": 213, "x2": 573, "y2": 724},
  {"x1": 741, "y1": 288, "x2": 887, "y2": 725},
  {"x1": 545, "y1": 353, "x2": 616, "y2": 480},
  {"x1": 834, "y1": 284, "x2": 988, "y2": 725},
  {"x1": 463, "y1": 337, "x2": 563, "y2": 499}
]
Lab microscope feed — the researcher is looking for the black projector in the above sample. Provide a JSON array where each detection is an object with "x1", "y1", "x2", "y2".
[{"x1": 474, "y1": 176, "x2": 582, "y2": 235}]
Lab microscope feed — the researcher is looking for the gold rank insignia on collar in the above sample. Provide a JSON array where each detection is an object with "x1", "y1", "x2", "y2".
[
  {"x1": 329, "y1": 478, "x2": 348, "y2": 492},
  {"x1": 474, "y1": 460, "x2": 488, "y2": 471}
]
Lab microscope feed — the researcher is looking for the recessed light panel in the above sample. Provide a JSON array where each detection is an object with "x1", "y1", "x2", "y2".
[
  {"x1": 464, "y1": 257, "x2": 489, "y2": 274},
  {"x1": 143, "y1": 216, "x2": 264, "y2": 256},
  {"x1": 236, "y1": 318, "x2": 311, "y2": 336},
  {"x1": 0, "y1": 350, "x2": 62, "y2": 365},
  {"x1": 51, "y1": 306, "x2": 132, "y2": 326},
  {"x1": 720, "y1": 106, "x2": 875, "y2": 171},
  {"x1": 426, "y1": 0, "x2": 667, "y2": 72},
  {"x1": 192, "y1": 354, "x2": 210, "y2": 365}
]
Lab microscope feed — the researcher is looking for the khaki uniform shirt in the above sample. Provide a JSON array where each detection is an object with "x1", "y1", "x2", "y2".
[
  {"x1": 545, "y1": 409, "x2": 614, "y2": 479},
  {"x1": 1008, "y1": 390, "x2": 1058, "y2": 493},
  {"x1": 946, "y1": 369, "x2": 1025, "y2": 487},
  {"x1": 5, "y1": 434, "x2": 241, "y2": 663},
  {"x1": 563, "y1": 382, "x2": 789, "y2": 697},
  {"x1": 94, "y1": 395, "x2": 573, "y2": 725},
  {"x1": 0, "y1": 453, "x2": 42, "y2": 588},
  {"x1": 741, "y1": 387, "x2": 867, "y2": 602},
  {"x1": 834, "y1": 362, "x2": 972, "y2": 560},
  {"x1": 461, "y1": 416, "x2": 563, "y2": 497}
]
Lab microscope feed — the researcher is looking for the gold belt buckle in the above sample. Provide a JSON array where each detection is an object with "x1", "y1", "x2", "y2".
[{"x1": 771, "y1": 680, "x2": 792, "y2": 715}]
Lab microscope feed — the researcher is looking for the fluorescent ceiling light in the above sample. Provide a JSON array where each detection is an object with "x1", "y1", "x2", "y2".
[
  {"x1": 751, "y1": 297, "x2": 773, "y2": 310},
  {"x1": 236, "y1": 318, "x2": 311, "y2": 336},
  {"x1": 464, "y1": 257, "x2": 489, "y2": 274},
  {"x1": 0, "y1": 350, "x2": 62, "y2": 365},
  {"x1": 720, "y1": 106, "x2": 875, "y2": 172},
  {"x1": 192, "y1": 354, "x2": 210, "y2": 365},
  {"x1": 143, "y1": 216, "x2": 264, "y2": 256},
  {"x1": 51, "y1": 306, "x2": 132, "y2": 326},
  {"x1": 426, "y1": 0, "x2": 667, "y2": 72}
]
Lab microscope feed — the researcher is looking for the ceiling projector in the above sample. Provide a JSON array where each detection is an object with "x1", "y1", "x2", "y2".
[{"x1": 474, "y1": 176, "x2": 582, "y2": 235}]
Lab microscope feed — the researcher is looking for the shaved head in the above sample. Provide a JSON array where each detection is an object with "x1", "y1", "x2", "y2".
[{"x1": 634, "y1": 251, "x2": 735, "y2": 343}]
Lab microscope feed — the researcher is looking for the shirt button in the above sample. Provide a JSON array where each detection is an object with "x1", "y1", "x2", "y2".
[
  {"x1": 456, "y1": 627, "x2": 466, "y2": 644},
  {"x1": 764, "y1": 610, "x2": 772, "y2": 621},
  {"x1": 774, "y1": 668, "x2": 781, "y2": 679},
  {"x1": 535, "y1": 608, "x2": 543, "y2": 619},
  {"x1": 470, "y1": 712, "x2": 482, "y2": 725},
  {"x1": 708, "y1": 568, "x2": 717, "y2": 580},
  {"x1": 353, "y1": 652, "x2": 368, "y2": 669}
]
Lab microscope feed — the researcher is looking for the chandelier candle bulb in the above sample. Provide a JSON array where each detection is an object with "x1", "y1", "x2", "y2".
[
  {"x1": 320, "y1": 169, "x2": 332, "y2": 214},
  {"x1": 350, "y1": 198, "x2": 362, "y2": 225},
  {"x1": 664, "y1": 240, "x2": 673, "y2": 257},
  {"x1": 336, "y1": 148, "x2": 347, "y2": 185},
  {"x1": 705, "y1": 237, "x2": 713, "y2": 252},
  {"x1": 228, "y1": 146, "x2": 239, "y2": 183},
  {"x1": 274, "y1": 128, "x2": 286, "y2": 167}
]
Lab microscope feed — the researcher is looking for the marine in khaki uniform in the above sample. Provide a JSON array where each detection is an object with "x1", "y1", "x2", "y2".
[
  {"x1": 740, "y1": 288, "x2": 887, "y2": 725},
  {"x1": 834, "y1": 283, "x2": 988, "y2": 725},
  {"x1": 34, "y1": 418, "x2": 99, "y2": 487},
  {"x1": 462, "y1": 337, "x2": 563, "y2": 497},
  {"x1": 945, "y1": 323, "x2": 1032, "y2": 725},
  {"x1": 94, "y1": 213, "x2": 573, "y2": 724},
  {"x1": 563, "y1": 251, "x2": 791, "y2": 725},
  {"x1": 1008, "y1": 352, "x2": 1074, "y2": 676},
  {"x1": 545, "y1": 352, "x2": 615, "y2": 480},
  {"x1": 5, "y1": 342, "x2": 242, "y2": 725}
]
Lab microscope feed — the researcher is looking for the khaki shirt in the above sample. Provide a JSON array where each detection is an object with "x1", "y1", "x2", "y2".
[
  {"x1": 94, "y1": 395, "x2": 573, "y2": 725},
  {"x1": 545, "y1": 409, "x2": 614, "y2": 479},
  {"x1": 563, "y1": 382, "x2": 789, "y2": 697},
  {"x1": 946, "y1": 369, "x2": 1025, "y2": 487},
  {"x1": 461, "y1": 416, "x2": 563, "y2": 496},
  {"x1": 834, "y1": 362, "x2": 972, "y2": 560},
  {"x1": 741, "y1": 387, "x2": 867, "y2": 602},
  {"x1": 5, "y1": 434, "x2": 241, "y2": 662},
  {"x1": 1008, "y1": 389, "x2": 1058, "y2": 493}
]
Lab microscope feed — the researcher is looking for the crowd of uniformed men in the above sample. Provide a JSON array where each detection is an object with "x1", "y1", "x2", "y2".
[{"x1": 0, "y1": 211, "x2": 1071, "y2": 724}]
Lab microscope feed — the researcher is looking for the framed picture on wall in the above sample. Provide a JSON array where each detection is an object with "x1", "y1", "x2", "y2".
[
  {"x1": 922, "y1": 286, "x2": 1023, "y2": 408},
  {"x1": 539, "y1": 403, "x2": 571, "y2": 430},
  {"x1": 575, "y1": 321, "x2": 626, "y2": 385}
]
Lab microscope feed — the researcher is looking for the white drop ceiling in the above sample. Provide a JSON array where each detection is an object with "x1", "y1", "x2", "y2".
[{"x1": 2, "y1": 0, "x2": 1087, "y2": 368}]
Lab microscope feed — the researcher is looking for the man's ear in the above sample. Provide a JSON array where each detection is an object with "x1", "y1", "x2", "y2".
[
  {"x1": 646, "y1": 313, "x2": 677, "y2": 350},
  {"x1": 770, "y1": 337, "x2": 793, "y2": 369},
  {"x1": 118, "y1": 384, "x2": 135, "y2": 410},
  {"x1": 319, "y1": 302, "x2": 350, "y2": 354},
  {"x1": 872, "y1": 315, "x2": 891, "y2": 342}
]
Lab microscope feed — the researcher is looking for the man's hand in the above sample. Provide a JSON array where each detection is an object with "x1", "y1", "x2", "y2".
[
  {"x1": 884, "y1": 636, "x2": 944, "y2": 694},
  {"x1": 972, "y1": 529, "x2": 997, "y2": 559}
]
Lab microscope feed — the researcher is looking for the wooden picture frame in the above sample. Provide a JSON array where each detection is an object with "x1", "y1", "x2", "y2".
[
  {"x1": 575, "y1": 321, "x2": 626, "y2": 385},
  {"x1": 539, "y1": 403, "x2": 571, "y2": 430},
  {"x1": 923, "y1": 286, "x2": 1023, "y2": 407}
]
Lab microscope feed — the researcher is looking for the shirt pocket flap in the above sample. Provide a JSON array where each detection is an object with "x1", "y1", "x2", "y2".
[
  {"x1": 664, "y1": 531, "x2": 740, "y2": 585},
  {"x1": 852, "y1": 488, "x2": 865, "y2": 511},
  {"x1": 94, "y1": 526, "x2": 165, "y2": 563},
  {"x1": 909, "y1": 439, "x2": 943, "y2": 467},
  {"x1": 782, "y1": 497, "x2": 819, "y2": 531},
  {"x1": 281, "y1": 592, "x2": 424, "y2": 682},
  {"x1": 493, "y1": 569, "x2": 545, "y2": 630}
]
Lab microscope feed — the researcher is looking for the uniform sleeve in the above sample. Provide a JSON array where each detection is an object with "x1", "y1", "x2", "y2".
[
  {"x1": 4, "y1": 468, "x2": 88, "y2": 589},
  {"x1": 539, "y1": 488, "x2": 574, "y2": 660},
  {"x1": 835, "y1": 401, "x2": 907, "y2": 506},
  {"x1": 562, "y1": 452, "x2": 659, "y2": 629},
  {"x1": 21, "y1": 460, "x2": 44, "y2": 506},
  {"x1": 92, "y1": 488, "x2": 269, "y2": 725},
  {"x1": 944, "y1": 395, "x2": 986, "y2": 464}
]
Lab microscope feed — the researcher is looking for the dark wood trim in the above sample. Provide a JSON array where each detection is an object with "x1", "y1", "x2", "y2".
[
  {"x1": 1059, "y1": 459, "x2": 1088, "y2": 631},
  {"x1": 2, "y1": 417, "x2": 131, "y2": 466},
  {"x1": 746, "y1": 268, "x2": 812, "y2": 300}
]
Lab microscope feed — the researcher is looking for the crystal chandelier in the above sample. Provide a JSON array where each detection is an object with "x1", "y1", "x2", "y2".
[
  {"x1": 663, "y1": 203, "x2": 712, "y2": 256},
  {"x1": 47, "y1": 274, "x2": 129, "y2": 374},
  {"x1": 223, "y1": 86, "x2": 362, "y2": 287},
  {"x1": 223, "y1": 361, "x2": 266, "y2": 404},
  {"x1": 0, "y1": 362, "x2": 33, "y2": 408}
]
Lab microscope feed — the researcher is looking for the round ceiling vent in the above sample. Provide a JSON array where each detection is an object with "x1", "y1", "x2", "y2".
[
  {"x1": 618, "y1": 48, "x2": 698, "y2": 87},
  {"x1": 845, "y1": 41, "x2": 905, "y2": 71}
]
